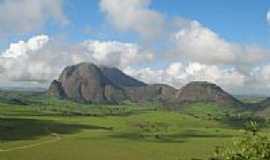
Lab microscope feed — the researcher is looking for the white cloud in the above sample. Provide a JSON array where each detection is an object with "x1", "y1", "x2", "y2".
[
  {"x1": 0, "y1": 0, "x2": 67, "y2": 35},
  {"x1": 250, "y1": 65, "x2": 270, "y2": 88},
  {"x1": 0, "y1": 35, "x2": 153, "y2": 83},
  {"x1": 99, "y1": 1, "x2": 270, "y2": 66},
  {"x1": 1, "y1": 35, "x2": 49, "y2": 58},
  {"x1": 100, "y1": 0, "x2": 165, "y2": 40},
  {"x1": 124, "y1": 62, "x2": 246, "y2": 91},
  {"x1": 172, "y1": 20, "x2": 236, "y2": 64},
  {"x1": 0, "y1": 35, "x2": 54, "y2": 81},
  {"x1": 233, "y1": 65, "x2": 270, "y2": 95},
  {"x1": 1, "y1": 35, "x2": 270, "y2": 95},
  {"x1": 171, "y1": 19, "x2": 269, "y2": 65},
  {"x1": 81, "y1": 40, "x2": 154, "y2": 68},
  {"x1": 1, "y1": 0, "x2": 270, "y2": 94}
]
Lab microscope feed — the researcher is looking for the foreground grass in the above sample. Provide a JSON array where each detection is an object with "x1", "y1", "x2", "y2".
[
  {"x1": 0, "y1": 92, "x2": 261, "y2": 160},
  {"x1": 0, "y1": 106, "x2": 242, "y2": 160}
]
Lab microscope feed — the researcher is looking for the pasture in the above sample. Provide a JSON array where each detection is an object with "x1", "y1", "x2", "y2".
[{"x1": 0, "y1": 92, "x2": 265, "y2": 160}]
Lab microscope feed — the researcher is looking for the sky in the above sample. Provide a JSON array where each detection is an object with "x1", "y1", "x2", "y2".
[{"x1": 0, "y1": 0, "x2": 270, "y2": 95}]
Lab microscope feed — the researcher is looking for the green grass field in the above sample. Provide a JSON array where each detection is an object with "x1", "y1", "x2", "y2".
[{"x1": 0, "y1": 91, "x2": 266, "y2": 160}]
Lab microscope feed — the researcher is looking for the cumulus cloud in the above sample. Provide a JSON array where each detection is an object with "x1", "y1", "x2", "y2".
[
  {"x1": 0, "y1": 0, "x2": 67, "y2": 35},
  {"x1": 1, "y1": 34, "x2": 270, "y2": 95},
  {"x1": 1, "y1": 35, "x2": 49, "y2": 58},
  {"x1": 81, "y1": 40, "x2": 154, "y2": 68},
  {"x1": 124, "y1": 61, "x2": 270, "y2": 95},
  {"x1": 172, "y1": 20, "x2": 236, "y2": 64},
  {"x1": 0, "y1": 35, "x2": 153, "y2": 83},
  {"x1": 171, "y1": 19, "x2": 269, "y2": 65},
  {"x1": 100, "y1": 0, "x2": 165, "y2": 40},
  {"x1": 99, "y1": 1, "x2": 270, "y2": 66},
  {"x1": 233, "y1": 65, "x2": 270, "y2": 95},
  {"x1": 124, "y1": 62, "x2": 246, "y2": 91},
  {"x1": 0, "y1": 35, "x2": 56, "y2": 81},
  {"x1": 250, "y1": 65, "x2": 270, "y2": 88},
  {"x1": 1, "y1": 0, "x2": 270, "y2": 94}
]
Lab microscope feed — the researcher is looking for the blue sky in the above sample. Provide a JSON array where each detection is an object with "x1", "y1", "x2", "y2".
[
  {"x1": 58, "y1": 0, "x2": 270, "y2": 46},
  {"x1": 2, "y1": 0, "x2": 269, "y2": 49},
  {"x1": 1, "y1": 0, "x2": 270, "y2": 94}
]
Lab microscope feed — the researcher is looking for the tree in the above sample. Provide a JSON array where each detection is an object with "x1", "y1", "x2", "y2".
[{"x1": 210, "y1": 121, "x2": 270, "y2": 160}]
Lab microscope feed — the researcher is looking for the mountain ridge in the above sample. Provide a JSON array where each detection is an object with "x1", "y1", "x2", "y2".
[{"x1": 48, "y1": 63, "x2": 243, "y2": 107}]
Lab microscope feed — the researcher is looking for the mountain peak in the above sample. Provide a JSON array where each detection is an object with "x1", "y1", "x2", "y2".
[
  {"x1": 48, "y1": 63, "x2": 241, "y2": 107},
  {"x1": 176, "y1": 81, "x2": 241, "y2": 106},
  {"x1": 100, "y1": 66, "x2": 146, "y2": 87},
  {"x1": 50, "y1": 63, "x2": 126, "y2": 103}
]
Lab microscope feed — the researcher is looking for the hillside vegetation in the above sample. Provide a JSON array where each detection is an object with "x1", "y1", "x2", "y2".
[{"x1": 0, "y1": 91, "x2": 269, "y2": 160}]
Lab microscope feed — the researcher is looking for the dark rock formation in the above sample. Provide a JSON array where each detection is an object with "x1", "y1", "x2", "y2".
[
  {"x1": 48, "y1": 80, "x2": 66, "y2": 98},
  {"x1": 124, "y1": 84, "x2": 177, "y2": 103},
  {"x1": 100, "y1": 66, "x2": 146, "y2": 87},
  {"x1": 49, "y1": 63, "x2": 126, "y2": 103},
  {"x1": 176, "y1": 81, "x2": 241, "y2": 106},
  {"x1": 48, "y1": 63, "x2": 241, "y2": 107}
]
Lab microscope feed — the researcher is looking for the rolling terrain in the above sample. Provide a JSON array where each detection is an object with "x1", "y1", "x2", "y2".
[
  {"x1": 0, "y1": 89, "x2": 269, "y2": 160},
  {"x1": 1, "y1": 63, "x2": 270, "y2": 160},
  {"x1": 0, "y1": 95, "x2": 239, "y2": 160}
]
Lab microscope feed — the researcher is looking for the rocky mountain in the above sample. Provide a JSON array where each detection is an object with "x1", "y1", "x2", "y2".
[
  {"x1": 100, "y1": 66, "x2": 146, "y2": 87},
  {"x1": 48, "y1": 80, "x2": 66, "y2": 98},
  {"x1": 176, "y1": 81, "x2": 242, "y2": 106},
  {"x1": 124, "y1": 84, "x2": 177, "y2": 104},
  {"x1": 49, "y1": 63, "x2": 126, "y2": 103},
  {"x1": 99, "y1": 67, "x2": 177, "y2": 103},
  {"x1": 48, "y1": 63, "x2": 241, "y2": 107}
]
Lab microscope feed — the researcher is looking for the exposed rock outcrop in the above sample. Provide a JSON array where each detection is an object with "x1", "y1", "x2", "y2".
[
  {"x1": 48, "y1": 63, "x2": 126, "y2": 103},
  {"x1": 48, "y1": 63, "x2": 241, "y2": 107},
  {"x1": 124, "y1": 84, "x2": 177, "y2": 103},
  {"x1": 100, "y1": 66, "x2": 146, "y2": 87},
  {"x1": 48, "y1": 80, "x2": 66, "y2": 98},
  {"x1": 176, "y1": 81, "x2": 241, "y2": 106}
]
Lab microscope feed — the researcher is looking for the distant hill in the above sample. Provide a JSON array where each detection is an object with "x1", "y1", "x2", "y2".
[
  {"x1": 254, "y1": 98, "x2": 270, "y2": 117},
  {"x1": 0, "y1": 90, "x2": 46, "y2": 105},
  {"x1": 48, "y1": 63, "x2": 242, "y2": 107},
  {"x1": 0, "y1": 86, "x2": 47, "y2": 92},
  {"x1": 176, "y1": 81, "x2": 242, "y2": 106},
  {"x1": 257, "y1": 97, "x2": 270, "y2": 108}
]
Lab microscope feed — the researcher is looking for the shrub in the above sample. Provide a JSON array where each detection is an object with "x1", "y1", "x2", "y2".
[{"x1": 210, "y1": 121, "x2": 270, "y2": 160}]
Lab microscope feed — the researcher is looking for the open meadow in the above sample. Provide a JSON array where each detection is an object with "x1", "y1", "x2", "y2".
[{"x1": 0, "y1": 91, "x2": 266, "y2": 160}]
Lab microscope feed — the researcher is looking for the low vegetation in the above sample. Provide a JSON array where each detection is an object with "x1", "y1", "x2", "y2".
[
  {"x1": 211, "y1": 121, "x2": 270, "y2": 160},
  {"x1": 0, "y1": 90, "x2": 269, "y2": 160}
]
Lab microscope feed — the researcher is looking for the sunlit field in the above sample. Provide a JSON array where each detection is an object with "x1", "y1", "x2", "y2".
[{"x1": 0, "y1": 91, "x2": 265, "y2": 160}]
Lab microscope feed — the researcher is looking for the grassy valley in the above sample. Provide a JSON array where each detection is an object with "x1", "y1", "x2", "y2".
[{"x1": 0, "y1": 90, "x2": 269, "y2": 160}]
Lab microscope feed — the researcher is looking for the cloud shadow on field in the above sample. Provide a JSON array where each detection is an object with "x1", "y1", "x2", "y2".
[{"x1": 0, "y1": 117, "x2": 112, "y2": 141}]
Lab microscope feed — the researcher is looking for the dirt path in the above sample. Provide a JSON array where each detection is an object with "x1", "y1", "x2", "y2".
[{"x1": 0, "y1": 133, "x2": 61, "y2": 152}]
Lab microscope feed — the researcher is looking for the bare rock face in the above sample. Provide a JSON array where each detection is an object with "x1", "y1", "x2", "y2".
[
  {"x1": 124, "y1": 84, "x2": 177, "y2": 103},
  {"x1": 48, "y1": 80, "x2": 66, "y2": 98},
  {"x1": 48, "y1": 63, "x2": 241, "y2": 107},
  {"x1": 100, "y1": 66, "x2": 146, "y2": 87},
  {"x1": 49, "y1": 63, "x2": 126, "y2": 103},
  {"x1": 176, "y1": 81, "x2": 241, "y2": 106},
  {"x1": 99, "y1": 66, "x2": 177, "y2": 103}
]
